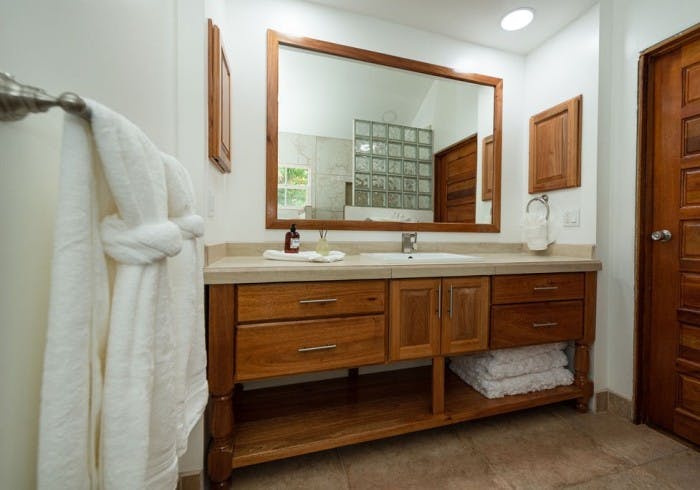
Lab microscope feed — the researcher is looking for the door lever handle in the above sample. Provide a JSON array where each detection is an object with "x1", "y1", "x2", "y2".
[{"x1": 650, "y1": 229, "x2": 672, "y2": 242}]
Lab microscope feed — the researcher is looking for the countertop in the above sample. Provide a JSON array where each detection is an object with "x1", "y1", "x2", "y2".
[{"x1": 204, "y1": 252, "x2": 602, "y2": 284}]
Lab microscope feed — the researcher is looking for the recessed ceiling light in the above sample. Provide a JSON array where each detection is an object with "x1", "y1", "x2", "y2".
[{"x1": 500, "y1": 8, "x2": 534, "y2": 31}]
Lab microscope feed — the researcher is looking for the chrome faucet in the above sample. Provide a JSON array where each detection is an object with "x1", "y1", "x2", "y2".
[{"x1": 402, "y1": 232, "x2": 418, "y2": 253}]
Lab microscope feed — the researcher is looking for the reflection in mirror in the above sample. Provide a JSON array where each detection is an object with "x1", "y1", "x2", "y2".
[{"x1": 268, "y1": 30, "x2": 502, "y2": 232}]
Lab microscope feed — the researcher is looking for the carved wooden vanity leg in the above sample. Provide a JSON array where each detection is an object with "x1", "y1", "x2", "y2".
[
  {"x1": 575, "y1": 272, "x2": 597, "y2": 413},
  {"x1": 574, "y1": 343, "x2": 593, "y2": 412},
  {"x1": 206, "y1": 285, "x2": 235, "y2": 488},
  {"x1": 432, "y1": 356, "x2": 445, "y2": 415}
]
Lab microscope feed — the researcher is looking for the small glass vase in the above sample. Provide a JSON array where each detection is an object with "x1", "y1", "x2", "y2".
[{"x1": 315, "y1": 237, "x2": 329, "y2": 256}]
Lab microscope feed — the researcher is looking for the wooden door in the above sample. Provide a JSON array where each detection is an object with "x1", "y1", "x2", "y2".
[
  {"x1": 441, "y1": 277, "x2": 490, "y2": 354},
  {"x1": 644, "y1": 33, "x2": 700, "y2": 444},
  {"x1": 434, "y1": 134, "x2": 477, "y2": 223},
  {"x1": 390, "y1": 279, "x2": 441, "y2": 360},
  {"x1": 481, "y1": 135, "x2": 494, "y2": 201}
]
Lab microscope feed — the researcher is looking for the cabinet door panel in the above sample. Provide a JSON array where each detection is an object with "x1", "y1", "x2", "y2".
[
  {"x1": 442, "y1": 277, "x2": 490, "y2": 354},
  {"x1": 390, "y1": 279, "x2": 441, "y2": 360}
]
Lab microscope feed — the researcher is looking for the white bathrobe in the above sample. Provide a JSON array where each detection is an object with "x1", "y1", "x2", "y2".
[{"x1": 38, "y1": 102, "x2": 206, "y2": 489}]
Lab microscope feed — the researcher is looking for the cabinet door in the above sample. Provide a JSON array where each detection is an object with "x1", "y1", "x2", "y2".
[
  {"x1": 390, "y1": 279, "x2": 441, "y2": 360},
  {"x1": 441, "y1": 277, "x2": 490, "y2": 355}
]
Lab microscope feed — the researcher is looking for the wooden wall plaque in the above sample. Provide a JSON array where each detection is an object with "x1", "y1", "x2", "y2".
[
  {"x1": 528, "y1": 95, "x2": 582, "y2": 193},
  {"x1": 208, "y1": 19, "x2": 232, "y2": 173}
]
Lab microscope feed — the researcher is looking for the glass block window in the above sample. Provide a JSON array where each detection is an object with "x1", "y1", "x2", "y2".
[
  {"x1": 353, "y1": 119, "x2": 433, "y2": 209},
  {"x1": 278, "y1": 165, "x2": 310, "y2": 208}
]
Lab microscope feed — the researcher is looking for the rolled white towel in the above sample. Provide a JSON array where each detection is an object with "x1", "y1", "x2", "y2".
[
  {"x1": 450, "y1": 349, "x2": 568, "y2": 381},
  {"x1": 450, "y1": 364, "x2": 573, "y2": 399}
]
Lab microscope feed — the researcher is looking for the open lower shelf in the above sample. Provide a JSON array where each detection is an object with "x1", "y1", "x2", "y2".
[{"x1": 231, "y1": 365, "x2": 582, "y2": 468}]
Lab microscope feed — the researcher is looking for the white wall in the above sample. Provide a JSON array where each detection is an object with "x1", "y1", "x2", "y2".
[
  {"x1": 597, "y1": 0, "x2": 700, "y2": 400},
  {"x1": 523, "y1": 5, "x2": 600, "y2": 246},
  {"x1": 0, "y1": 0, "x2": 210, "y2": 485},
  {"x1": 219, "y1": 0, "x2": 526, "y2": 244}
]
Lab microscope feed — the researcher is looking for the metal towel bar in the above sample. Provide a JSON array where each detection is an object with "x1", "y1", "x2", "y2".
[{"x1": 0, "y1": 72, "x2": 90, "y2": 121}]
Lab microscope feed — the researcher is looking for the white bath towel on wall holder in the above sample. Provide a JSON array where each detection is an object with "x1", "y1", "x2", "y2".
[{"x1": 38, "y1": 100, "x2": 207, "y2": 490}]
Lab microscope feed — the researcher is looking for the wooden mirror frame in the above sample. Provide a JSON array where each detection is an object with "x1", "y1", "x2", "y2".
[{"x1": 266, "y1": 29, "x2": 503, "y2": 232}]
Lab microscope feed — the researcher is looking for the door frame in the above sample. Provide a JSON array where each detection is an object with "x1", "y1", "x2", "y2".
[{"x1": 635, "y1": 23, "x2": 700, "y2": 424}]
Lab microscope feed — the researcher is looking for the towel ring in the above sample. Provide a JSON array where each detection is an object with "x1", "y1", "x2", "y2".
[{"x1": 526, "y1": 194, "x2": 550, "y2": 220}]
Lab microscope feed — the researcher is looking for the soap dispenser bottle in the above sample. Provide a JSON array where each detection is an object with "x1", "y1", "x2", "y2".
[{"x1": 284, "y1": 224, "x2": 300, "y2": 253}]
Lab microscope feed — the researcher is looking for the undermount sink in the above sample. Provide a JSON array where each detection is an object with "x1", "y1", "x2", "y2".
[{"x1": 361, "y1": 252, "x2": 482, "y2": 263}]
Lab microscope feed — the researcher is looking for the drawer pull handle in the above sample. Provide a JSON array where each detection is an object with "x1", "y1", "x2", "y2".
[
  {"x1": 298, "y1": 298, "x2": 338, "y2": 304},
  {"x1": 533, "y1": 286, "x2": 559, "y2": 291},
  {"x1": 532, "y1": 322, "x2": 559, "y2": 328},
  {"x1": 298, "y1": 344, "x2": 337, "y2": 352}
]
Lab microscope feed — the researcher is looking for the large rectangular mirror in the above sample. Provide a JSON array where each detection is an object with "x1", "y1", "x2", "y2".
[{"x1": 267, "y1": 30, "x2": 502, "y2": 232}]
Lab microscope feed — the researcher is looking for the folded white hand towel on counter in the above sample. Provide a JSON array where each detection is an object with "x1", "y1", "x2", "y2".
[
  {"x1": 451, "y1": 349, "x2": 568, "y2": 381},
  {"x1": 450, "y1": 364, "x2": 573, "y2": 399},
  {"x1": 263, "y1": 250, "x2": 346, "y2": 263}
]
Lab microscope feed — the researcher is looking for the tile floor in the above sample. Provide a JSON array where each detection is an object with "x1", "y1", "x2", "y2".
[{"x1": 227, "y1": 403, "x2": 700, "y2": 489}]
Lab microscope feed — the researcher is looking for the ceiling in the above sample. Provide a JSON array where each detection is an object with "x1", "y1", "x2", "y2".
[{"x1": 304, "y1": 0, "x2": 599, "y2": 54}]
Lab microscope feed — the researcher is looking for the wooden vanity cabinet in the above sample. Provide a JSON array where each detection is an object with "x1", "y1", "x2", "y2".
[
  {"x1": 390, "y1": 276, "x2": 490, "y2": 360},
  {"x1": 205, "y1": 270, "x2": 597, "y2": 488}
]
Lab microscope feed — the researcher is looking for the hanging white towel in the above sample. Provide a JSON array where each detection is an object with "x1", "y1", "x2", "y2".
[
  {"x1": 38, "y1": 113, "x2": 111, "y2": 490},
  {"x1": 162, "y1": 155, "x2": 208, "y2": 455},
  {"x1": 38, "y1": 100, "x2": 206, "y2": 490},
  {"x1": 523, "y1": 210, "x2": 548, "y2": 250}
]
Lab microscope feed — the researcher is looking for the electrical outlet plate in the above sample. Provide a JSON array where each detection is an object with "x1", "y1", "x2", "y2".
[{"x1": 563, "y1": 208, "x2": 580, "y2": 227}]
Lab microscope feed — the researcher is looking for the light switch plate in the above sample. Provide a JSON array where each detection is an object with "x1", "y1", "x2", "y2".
[{"x1": 563, "y1": 208, "x2": 580, "y2": 227}]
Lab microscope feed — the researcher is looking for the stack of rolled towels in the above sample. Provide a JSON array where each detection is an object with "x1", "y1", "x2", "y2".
[{"x1": 449, "y1": 342, "x2": 573, "y2": 399}]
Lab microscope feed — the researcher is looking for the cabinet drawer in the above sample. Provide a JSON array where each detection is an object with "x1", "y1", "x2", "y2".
[
  {"x1": 492, "y1": 273, "x2": 584, "y2": 304},
  {"x1": 237, "y1": 280, "x2": 385, "y2": 323},
  {"x1": 235, "y1": 315, "x2": 386, "y2": 380},
  {"x1": 491, "y1": 300, "x2": 583, "y2": 348}
]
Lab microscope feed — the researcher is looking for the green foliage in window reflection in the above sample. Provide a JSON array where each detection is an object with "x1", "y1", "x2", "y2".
[{"x1": 278, "y1": 166, "x2": 310, "y2": 208}]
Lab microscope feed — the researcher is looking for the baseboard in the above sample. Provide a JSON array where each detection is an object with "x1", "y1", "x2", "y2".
[
  {"x1": 594, "y1": 390, "x2": 633, "y2": 420},
  {"x1": 177, "y1": 471, "x2": 202, "y2": 490}
]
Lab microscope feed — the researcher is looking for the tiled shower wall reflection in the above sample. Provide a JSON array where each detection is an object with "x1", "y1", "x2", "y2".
[
  {"x1": 278, "y1": 132, "x2": 352, "y2": 220},
  {"x1": 353, "y1": 120, "x2": 433, "y2": 209}
]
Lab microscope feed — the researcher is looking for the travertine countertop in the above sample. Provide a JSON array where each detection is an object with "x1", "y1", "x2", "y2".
[{"x1": 204, "y1": 252, "x2": 602, "y2": 284}]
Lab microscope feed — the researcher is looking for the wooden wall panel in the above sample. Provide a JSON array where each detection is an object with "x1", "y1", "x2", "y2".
[
  {"x1": 682, "y1": 169, "x2": 700, "y2": 205},
  {"x1": 681, "y1": 273, "x2": 700, "y2": 309},
  {"x1": 683, "y1": 63, "x2": 700, "y2": 105},
  {"x1": 528, "y1": 95, "x2": 582, "y2": 193},
  {"x1": 683, "y1": 116, "x2": 700, "y2": 155}
]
